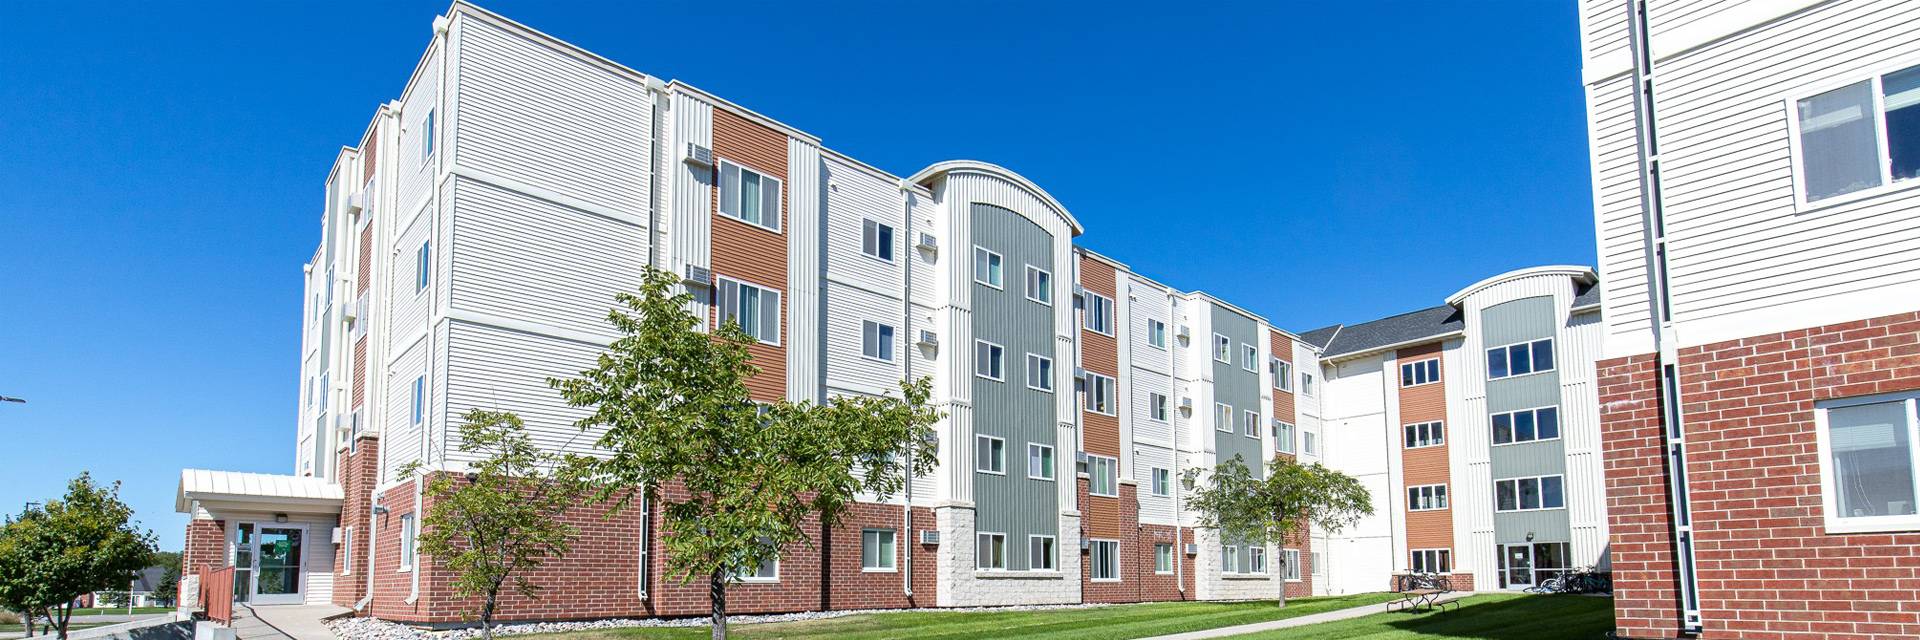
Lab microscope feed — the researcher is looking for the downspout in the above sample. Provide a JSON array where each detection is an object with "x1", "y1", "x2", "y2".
[
  {"x1": 637, "y1": 75, "x2": 668, "y2": 603},
  {"x1": 1625, "y1": 0, "x2": 1701, "y2": 633},
  {"x1": 898, "y1": 180, "x2": 915, "y2": 598},
  {"x1": 1169, "y1": 292, "x2": 1183, "y2": 595}
]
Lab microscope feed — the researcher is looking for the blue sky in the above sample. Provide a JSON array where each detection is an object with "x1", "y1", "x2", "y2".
[{"x1": 0, "y1": 0, "x2": 1592, "y2": 549}]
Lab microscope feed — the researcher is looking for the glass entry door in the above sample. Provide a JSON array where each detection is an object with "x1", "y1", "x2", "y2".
[
  {"x1": 1503, "y1": 545, "x2": 1534, "y2": 589},
  {"x1": 232, "y1": 524, "x2": 254, "y2": 604},
  {"x1": 253, "y1": 527, "x2": 305, "y2": 604}
]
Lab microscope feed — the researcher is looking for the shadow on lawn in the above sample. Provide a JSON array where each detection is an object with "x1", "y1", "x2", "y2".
[{"x1": 1379, "y1": 594, "x2": 1614, "y2": 640}]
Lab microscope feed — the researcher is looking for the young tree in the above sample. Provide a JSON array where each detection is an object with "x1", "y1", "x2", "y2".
[
  {"x1": 1183, "y1": 455, "x2": 1372, "y2": 607},
  {"x1": 552, "y1": 267, "x2": 941, "y2": 640},
  {"x1": 0, "y1": 474, "x2": 158, "y2": 639},
  {"x1": 406, "y1": 410, "x2": 581, "y2": 640}
]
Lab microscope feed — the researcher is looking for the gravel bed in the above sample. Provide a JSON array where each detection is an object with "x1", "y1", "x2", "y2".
[{"x1": 330, "y1": 602, "x2": 1113, "y2": 640}]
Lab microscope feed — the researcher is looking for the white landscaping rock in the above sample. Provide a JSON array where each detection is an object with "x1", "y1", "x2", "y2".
[{"x1": 327, "y1": 602, "x2": 1115, "y2": 640}]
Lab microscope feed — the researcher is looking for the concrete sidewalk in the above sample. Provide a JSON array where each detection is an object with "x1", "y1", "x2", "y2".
[
  {"x1": 234, "y1": 605, "x2": 349, "y2": 640},
  {"x1": 1137, "y1": 592, "x2": 1468, "y2": 640}
]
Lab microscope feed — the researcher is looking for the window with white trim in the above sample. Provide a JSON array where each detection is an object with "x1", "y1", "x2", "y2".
[
  {"x1": 1025, "y1": 265, "x2": 1052, "y2": 305},
  {"x1": 1028, "y1": 443, "x2": 1054, "y2": 481},
  {"x1": 1407, "y1": 484, "x2": 1448, "y2": 511},
  {"x1": 975, "y1": 435, "x2": 1005, "y2": 475},
  {"x1": 1817, "y1": 392, "x2": 1920, "y2": 533},
  {"x1": 861, "y1": 219, "x2": 894, "y2": 262},
  {"x1": 1299, "y1": 372, "x2": 1316, "y2": 396},
  {"x1": 862, "y1": 529, "x2": 896, "y2": 571},
  {"x1": 1084, "y1": 292, "x2": 1115, "y2": 335},
  {"x1": 1283, "y1": 549, "x2": 1301, "y2": 580},
  {"x1": 1242, "y1": 410, "x2": 1259, "y2": 439},
  {"x1": 420, "y1": 109, "x2": 435, "y2": 165},
  {"x1": 1401, "y1": 358, "x2": 1440, "y2": 387},
  {"x1": 1090, "y1": 540, "x2": 1119, "y2": 581},
  {"x1": 1487, "y1": 338, "x2": 1554, "y2": 380},
  {"x1": 1792, "y1": 64, "x2": 1920, "y2": 204},
  {"x1": 1492, "y1": 406, "x2": 1560, "y2": 445},
  {"x1": 974, "y1": 340, "x2": 1004, "y2": 381},
  {"x1": 1273, "y1": 420, "x2": 1295, "y2": 454},
  {"x1": 1149, "y1": 393, "x2": 1169, "y2": 422},
  {"x1": 1147, "y1": 319, "x2": 1167, "y2": 349},
  {"x1": 1152, "y1": 467, "x2": 1171, "y2": 496},
  {"x1": 1242, "y1": 344, "x2": 1258, "y2": 372},
  {"x1": 973, "y1": 246, "x2": 1003, "y2": 289},
  {"x1": 1084, "y1": 372, "x2": 1116, "y2": 415},
  {"x1": 1026, "y1": 353, "x2": 1054, "y2": 392},
  {"x1": 1087, "y1": 454, "x2": 1118, "y2": 497},
  {"x1": 411, "y1": 375, "x2": 425, "y2": 426},
  {"x1": 862, "y1": 320, "x2": 895, "y2": 362},
  {"x1": 717, "y1": 278, "x2": 781, "y2": 345},
  {"x1": 1248, "y1": 547, "x2": 1267, "y2": 574},
  {"x1": 342, "y1": 526, "x2": 354, "y2": 575},
  {"x1": 1495, "y1": 475, "x2": 1565, "y2": 512},
  {"x1": 415, "y1": 241, "x2": 430, "y2": 293},
  {"x1": 1029, "y1": 535, "x2": 1056, "y2": 571},
  {"x1": 1215, "y1": 403, "x2": 1233, "y2": 433},
  {"x1": 399, "y1": 513, "x2": 416, "y2": 571},
  {"x1": 1404, "y1": 421, "x2": 1445, "y2": 449},
  {"x1": 1213, "y1": 334, "x2": 1231, "y2": 362},
  {"x1": 718, "y1": 159, "x2": 781, "y2": 232},
  {"x1": 1272, "y1": 358, "x2": 1293, "y2": 391},
  {"x1": 1303, "y1": 430, "x2": 1317, "y2": 455},
  {"x1": 976, "y1": 533, "x2": 1006, "y2": 570},
  {"x1": 1154, "y1": 543, "x2": 1174, "y2": 574},
  {"x1": 1411, "y1": 548, "x2": 1450, "y2": 574},
  {"x1": 1221, "y1": 546, "x2": 1240, "y2": 574}
]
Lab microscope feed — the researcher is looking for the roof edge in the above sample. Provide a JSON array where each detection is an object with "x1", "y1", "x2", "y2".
[
  {"x1": 908, "y1": 160, "x2": 1083, "y2": 235},
  {"x1": 1444, "y1": 265, "x2": 1597, "y2": 306}
]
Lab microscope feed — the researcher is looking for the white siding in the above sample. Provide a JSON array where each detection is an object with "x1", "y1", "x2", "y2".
[
  {"x1": 396, "y1": 52, "x2": 441, "y2": 220},
  {"x1": 1135, "y1": 444, "x2": 1176, "y2": 525},
  {"x1": 824, "y1": 283, "x2": 906, "y2": 398},
  {"x1": 1586, "y1": 70, "x2": 1653, "y2": 358},
  {"x1": 446, "y1": 177, "x2": 647, "y2": 338},
  {"x1": 382, "y1": 326, "x2": 429, "y2": 481},
  {"x1": 442, "y1": 320, "x2": 603, "y2": 464}
]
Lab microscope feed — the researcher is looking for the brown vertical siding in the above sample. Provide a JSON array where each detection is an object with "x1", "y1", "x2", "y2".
[
  {"x1": 1395, "y1": 342, "x2": 1453, "y2": 555},
  {"x1": 709, "y1": 108, "x2": 789, "y2": 403},
  {"x1": 1079, "y1": 254, "x2": 1120, "y2": 458},
  {"x1": 362, "y1": 131, "x2": 378, "y2": 184},
  {"x1": 1269, "y1": 330, "x2": 1295, "y2": 439}
]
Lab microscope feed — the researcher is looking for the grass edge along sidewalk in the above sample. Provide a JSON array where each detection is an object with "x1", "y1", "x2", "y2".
[
  {"x1": 522, "y1": 593, "x2": 1405, "y2": 640},
  {"x1": 1219, "y1": 593, "x2": 1614, "y2": 639}
]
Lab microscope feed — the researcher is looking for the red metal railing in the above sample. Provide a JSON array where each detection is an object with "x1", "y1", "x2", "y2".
[{"x1": 197, "y1": 565, "x2": 234, "y2": 625}]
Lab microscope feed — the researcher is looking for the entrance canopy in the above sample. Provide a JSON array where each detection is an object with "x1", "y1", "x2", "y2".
[{"x1": 175, "y1": 469, "x2": 342, "y2": 516}]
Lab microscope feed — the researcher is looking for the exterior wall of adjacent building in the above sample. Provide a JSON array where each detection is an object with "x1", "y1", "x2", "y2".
[
  {"x1": 1318, "y1": 350, "x2": 1396, "y2": 595},
  {"x1": 1584, "y1": 0, "x2": 1920, "y2": 638}
]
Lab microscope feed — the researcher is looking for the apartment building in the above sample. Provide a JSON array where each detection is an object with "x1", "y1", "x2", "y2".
[
  {"x1": 1300, "y1": 267, "x2": 1608, "y2": 597},
  {"x1": 1581, "y1": 0, "x2": 1920, "y2": 638},
  {"x1": 172, "y1": 2, "x2": 1322, "y2": 621}
]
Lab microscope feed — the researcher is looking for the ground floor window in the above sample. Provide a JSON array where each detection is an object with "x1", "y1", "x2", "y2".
[
  {"x1": 1496, "y1": 542, "x2": 1569, "y2": 588},
  {"x1": 1221, "y1": 545, "x2": 1240, "y2": 574},
  {"x1": 1818, "y1": 393, "x2": 1920, "y2": 533},
  {"x1": 1248, "y1": 547, "x2": 1267, "y2": 574},
  {"x1": 1154, "y1": 543, "x2": 1174, "y2": 574},
  {"x1": 977, "y1": 533, "x2": 1006, "y2": 570},
  {"x1": 1029, "y1": 535, "x2": 1056, "y2": 571},
  {"x1": 1410, "y1": 548, "x2": 1450, "y2": 574},
  {"x1": 1091, "y1": 540, "x2": 1119, "y2": 580},
  {"x1": 1283, "y1": 548, "x2": 1301, "y2": 581},
  {"x1": 862, "y1": 529, "x2": 896, "y2": 571}
]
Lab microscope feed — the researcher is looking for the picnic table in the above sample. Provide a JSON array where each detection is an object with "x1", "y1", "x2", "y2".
[{"x1": 1388, "y1": 573, "x2": 1458, "y2": 613}]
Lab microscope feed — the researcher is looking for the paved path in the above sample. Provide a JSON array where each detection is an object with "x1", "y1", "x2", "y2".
[
  {"x1": 235, "y1": 604, "x2": 350, "y2": 640},
  {"x1": 1137, "y1": 592, "x2": 1468, "y2": 640}
]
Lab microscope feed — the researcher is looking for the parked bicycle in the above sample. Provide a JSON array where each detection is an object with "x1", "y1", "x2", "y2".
[{"x1": 1525, "y1": 566, "x2": 1612, "y2": 594}]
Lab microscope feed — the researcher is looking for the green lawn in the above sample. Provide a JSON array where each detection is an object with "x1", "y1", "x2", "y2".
[
  {"x1": 1223, "y1": 593, "x2": 1613, "y2": 639},
  {"x1": 529, "y1": 593, "x2": 1403, "y2": 640}
]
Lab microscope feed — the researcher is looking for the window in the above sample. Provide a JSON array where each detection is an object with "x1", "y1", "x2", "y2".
[
  {"x1": 1215, "y1": 403, "x2": 1233, "y2": 432},
  {"x1": 1500, "y1": 542, "x2": 1572, "y2": 588},
  {"x1": 1248, "y1": 547, "x2": 1267, "y2": 574},
  {"x1": 1816, "y1": 393, "x2": 1920, "y2": 533},
  {"x1": 1149, "y1": 393, "x2": 1169, "y2": 422},
  {"x1": 974, "y1": 340, "x2": 1004, "y2": 381},
  {"x1": 732, "y1": 554, "x2": 778, "y2": 582},
  {"x1": 1147, "y1": 319, "x2": 1168, "y2": 348},
  {"x1": 976, "y1": 533, "x2": 1006, "y2": 570},
  {"x1": 1028, "y1": 443, "x2": 1055, "y2": 481},
  {"x1": 1495, "y1": 475, "x2": 1566, "y2": 512},
  {"x1": 415, "y1": 241, "x2": 430, "y2": 292},
  {"x1": 1090, "y1": 540, "x2": 1119, "y2": 581},
  {"x1": 1408, "y1": 484, "x2": 1449, "y2": 511},
  {"x1": 862, "y1": 321, "x2": 895, "y2": 362},
  {"x1": 1487, "y1": 338, "x2": 1554, "y2": 380},
  {"x1": 861, "y1": 219, "x2": 894, "y2": 261},
  {"x1": 1242, "y1": 344, "x2": 1258, "y2": 372},
  {"x1": 719, "y1": 160, "x2": 781, "y2": 231},
  {"x1": 1026, "y1": 354, "x2": 1054, "y2": 392},
  {"x1": 1154, "y1": 543, "x2": 1175, "y2": 574},
  {"x1": 1152, "y1": 468, "x2": 1171, "y2": 496},
  {"x1": 411, "y1": 376, "x2": 425, "y2": 426},
  {"x1": 975, "y1": 435, "x2": 1006, "y2": 475},
  {"x1": 1242, "y1": 410, "x2": 1260, "y2": 439},
  {"x1": 421, "y1": 109, "x2": 435, "y2": 164},
  {"x1": 1411, "y1": 549, "x2": 1451, "y2": 574},
  {"x1": 1087, "y1": 454, "x2": 1118, "y2": 497},
  {"x1": 1221, "y1": 546, "x2": 1240, "y2": 574},
  {"x1": 1492, "y1": 406, "x2": 1561, "y2": 445},
  {"x1": 1791, "y1": 64, "x2": 1920, "y2": 204},
  {"x1": 1401, "y1": 358, "x2": 1440, "y2": 387},
  {"x1": 1273, "y1": 421, "x2": 1296, "y2": 454},
  {"x1": 1084, "y1": 292, "x2": 1115, "y2": 335},
  {"x1": 1025, "y1": 266, "x2": 1052, "y2": 305},
  {"x1": 1029, "y1": 535, "x2": 1056, "y2": 571},
  {"x1": 1300, "y1": 372, "x2": 1316, "y2": 396},
  {"x1": 1284, "y1": 549, "x2": 1302, "y2": 581},
  {"x1": 973, "y1": 246, "x2": 1003, "y2": 289},
  {"x1": 399, "y1": 513, "x2": 417, "y2": 571},
  {"x1": 717, "y1": 278, "x2": 781, "y2": 345},
  {"x1": 342, "y1": 526, "x2": 354, "y2": 575},
  {"x1": 1404, "y1": 421, "x2": 1445, "y2": 449},
  {"x1": 862, "y1": 529, "x2": 896, "y2": 571},
  {"x1": 1213, "y1": 334, "x2": 1231, "y2": 362},
  {"x1": 1303, "y1": 431, "x2": 1318, "y2": 455},
  {"x1": 1084, "y1": 373, "x2": 1116, "y2": 415},
  {"x1": 1272, "y1": 358, "x2": 1293, "y2": 391}
]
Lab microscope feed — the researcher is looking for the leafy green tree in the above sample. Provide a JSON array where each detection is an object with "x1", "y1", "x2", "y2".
[
  {"x1": 1183, "y1": 455, "x2": 1372, "y2": 607},
  {"x1": 552, "y1": 267, "x2": 942, "y2": 640},
  {"x1": 0, "y1": 474, "x2": 158, "y2": 639},
  {"x1": 151, "y1": 551, "x2": 181, "y2": 607},
  {"x1": 404, "y1": 409, "x2": 581, "y2": 640}
]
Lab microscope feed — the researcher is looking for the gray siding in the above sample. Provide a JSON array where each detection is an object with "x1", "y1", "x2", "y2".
[
  {"x1": 1481, "y1": 296, "x2": 1571, "y2": 545},
  {"x1": 970, "y1": 203, "x2": 1058, "y2": 569},
  {"x1": 1209, "y1": 304, "x2": 1264, "y2": 477}
]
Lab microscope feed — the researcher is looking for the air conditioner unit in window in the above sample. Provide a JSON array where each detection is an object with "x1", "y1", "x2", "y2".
[
  {"x1": 345, "y1": 191, "x2": 366, "y2": 215},
  {"x1": 1073, "y1": 367, "x2": 1087, "y2": 380},
  {"x1": 916, "y1": 329, "x2": 939, "y2": 348},
  {"x1": 916, "y1": 232, "x2": 938, "y2": 251},
  {"x1": 1184, "y1": 543, "x2": 1198, "y2": 555},
  {"x1": 684, "y1": 143, "x2": 714, "y2": 167},
  {"x1": 919, "y1": 530, "x2": 940, "y2": 545},
  {"x1": 684, "y1": 265, "x2": 712, "y2": 287},
  {"x1": 1179, "y1": 397, "x2": 1194, "y2": 410},
  {"x1": 1177, "y1": 325, "x2": 1192, "y2": 339}
]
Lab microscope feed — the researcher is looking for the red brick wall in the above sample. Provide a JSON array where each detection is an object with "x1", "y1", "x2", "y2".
[
  {"x1": 1601, "y1": 311, "x2": 1920, "y2": 639},
  {"x1": 183, "y1": 519, "x2": 226, "y2": 573},
  {"x1": 332, "y1": 436, "x2": 379, "y2": 608}
]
